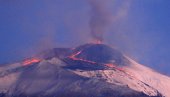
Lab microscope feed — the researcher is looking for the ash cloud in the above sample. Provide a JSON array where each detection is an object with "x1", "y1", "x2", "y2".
[
  {"x1": 88, "y1": 0, "x2": 131, "y2": 43},
  {"x1": 88, "y1": 0, "x2": 111, "y2": 43}
]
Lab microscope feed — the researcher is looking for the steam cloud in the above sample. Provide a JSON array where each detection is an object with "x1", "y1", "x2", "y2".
[
  {"x1": 88, "y1": 0, "x2": 111, "y2": 43},
  {"x1": 88, "y1": 0, "x2": 131, "y2": 43}
]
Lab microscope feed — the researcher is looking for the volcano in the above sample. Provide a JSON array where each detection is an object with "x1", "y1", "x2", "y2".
[
  {"x1": 71, "y1": 44, "x2": 129, "y2": 65},
  {"x1": 0, "y1": 44, "x2": 170, "y2": 97}
]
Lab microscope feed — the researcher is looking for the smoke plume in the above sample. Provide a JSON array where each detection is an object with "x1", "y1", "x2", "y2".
[
  {"x1": 88, "y1": 0, "x2": 111, "y2": 43},
  {"x1": 88, "y1": 0, "x2": 131, "y2": 43}
]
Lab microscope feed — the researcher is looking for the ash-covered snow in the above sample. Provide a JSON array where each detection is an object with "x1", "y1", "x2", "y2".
[{"x1": 0, "y1": 44, "x2": 168, "y2": 97}]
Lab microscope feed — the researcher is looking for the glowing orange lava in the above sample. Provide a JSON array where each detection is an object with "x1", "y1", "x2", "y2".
[
  {"x1": 22, "y1": 58, "x2": 41, "y2": 66},
  {"x1": 69, "y1": 51, "x2": 82, "y2": 60},
  {"x1": 105, "y1": 63, "x2": 116, "y2": 68},
  {"x1": 69, "y1": 52, "x2": 138, "y2": 78},
  {"x1": 69, "y1": 51, "x2": 125, "y2": 71},
  {"x1": 69, "y1": 50, "x2": 137, "y2": 80},
  {"x1": 96, "y1": 40, "x2": 102, "y2": 44},
  {"x1": 69, "y1": 51, "x2": 97, "y2": 64},
  {"x1": 91, "y1": 39, "x2": 102, "y2": 44}
]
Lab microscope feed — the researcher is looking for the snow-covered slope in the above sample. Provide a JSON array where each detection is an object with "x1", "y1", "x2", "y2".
[
  {"x1": 124, "y1": 57, "x2": 170, "y2": 97},
  {"x1": 0, "y1": 43, "x2": 169, "y2": 97}
]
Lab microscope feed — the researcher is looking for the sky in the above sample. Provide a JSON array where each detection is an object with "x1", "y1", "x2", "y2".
[{"x1": 0, "y1": 0, "x2": 170, "y2": 75}]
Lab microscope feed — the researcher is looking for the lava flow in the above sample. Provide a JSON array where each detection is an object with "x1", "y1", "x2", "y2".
[
  {"x1": 22, "y1": 58, "x2": 41, "y2": 66},
  {"x1": 69, "y1": 51, "x2": 96, "y2": 64},
  {"x1": 69, "y1": 50, "x2": 126, "y2": 72}
]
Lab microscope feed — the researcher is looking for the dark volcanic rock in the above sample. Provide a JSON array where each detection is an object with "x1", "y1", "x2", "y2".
[
  {"x1": 7, "y1": 62, "x2": 163, "y2": 97},
  {"x1": 63, "y1": 58, "x2": 107, "y2": 70},
  {"x1": 0, "y1": 44, "x2": 164, "y2": 97},
  {"x1": 72, "y1": 44, "x2": 130, "y2": 66}
]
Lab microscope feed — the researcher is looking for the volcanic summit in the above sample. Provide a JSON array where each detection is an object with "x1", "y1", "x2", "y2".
[
  {"x1": 0, "y1": 43, "x2": 170, "y2": 97},
  {"x1": 71, "y1": 44, "x2": 129, "y2": 65}
]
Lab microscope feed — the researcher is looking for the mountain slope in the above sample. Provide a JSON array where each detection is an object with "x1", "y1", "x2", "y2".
[
  {"x1": 0, "y1": 43, "x2": 169, "y2": 97},
  {"x1": 124, "y1": 57, "x2": 170, "y2": 97}
]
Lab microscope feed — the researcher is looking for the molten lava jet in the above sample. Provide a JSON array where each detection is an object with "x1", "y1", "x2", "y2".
[{"x1": 22, "y1": 58, "x2": 41, "y2": 66}]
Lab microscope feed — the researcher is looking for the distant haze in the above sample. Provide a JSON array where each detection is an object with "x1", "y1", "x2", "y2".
[{"x1": 0, "y1": 0, "x2": 170, "y2": 75}]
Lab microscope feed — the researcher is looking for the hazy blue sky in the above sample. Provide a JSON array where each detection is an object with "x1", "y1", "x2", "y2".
[{"x1": 0, "y1": 0, "x2": 170, "y2": 75}]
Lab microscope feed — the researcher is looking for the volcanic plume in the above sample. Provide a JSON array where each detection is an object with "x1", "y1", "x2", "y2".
[{"x1": 88, "y1": 0, "x2": 111, "y2": 43}]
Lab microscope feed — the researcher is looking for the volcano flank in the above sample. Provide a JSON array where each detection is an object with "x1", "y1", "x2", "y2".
[
  {"x1": 72, "y1": 44, "x2": 129, "y2": 65},
  {"x1": 0, "y1": 43, "x2": 169, "y2": 97}
]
